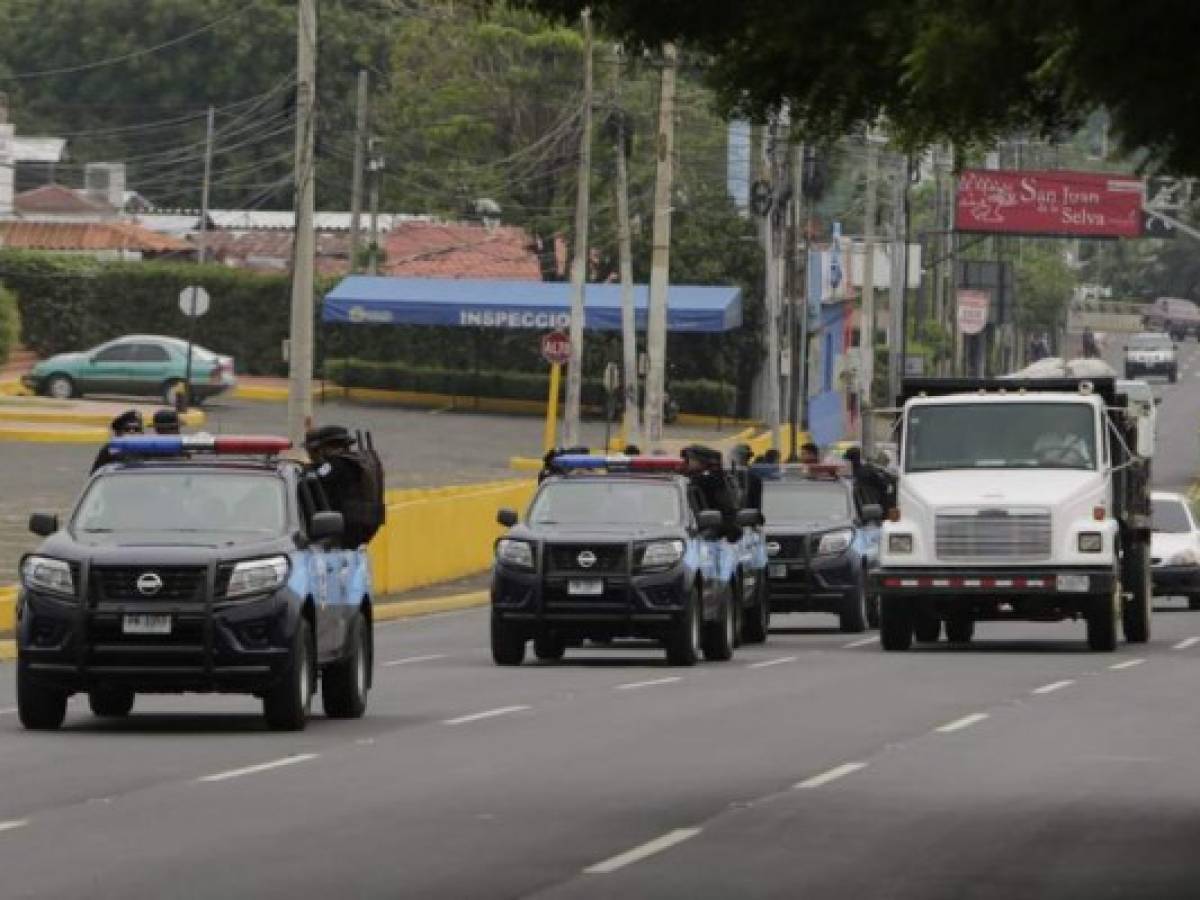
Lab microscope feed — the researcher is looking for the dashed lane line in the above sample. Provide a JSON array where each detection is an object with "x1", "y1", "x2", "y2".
[
  {"x1": 584, "y1": 828, "x2": 703, "y2": 875},
  {"x1": 0, "y1": 707, "x2": 17, "y2": 715},
  {"x1": 1109, "y1": 658, "x2": 1146, "y2": 670},
  {"x1": 616, "y1": 676, "x2": 683, "y2": 691},
  {"x1": 747, "y1": 656, "x2": 797, "y2": 669},
  {"x1": 443, "y1": 705, "x2": 530, "y2": 725},
  {"x1": 1031, "y1": 680, "x2": 1075, "y2": 695},
  {"x1": 1174, "y1": 637, "x2": 1200, "y2": 650},
  {"x1": 0, "y1": 820, "x2": 28, "y2": 834},
  {"x1": 843, "y1": 636, "x2": 879, "y2": 649},
  {"x1": 197, "y1": 754, "x2": 319, "y2": 784},
  {"x1": 794, "y1": 762, "x2": 868, "y2": 790},
  {"x1": 382, "y1": 654, "x2": 446, "y2": 667},
  {"x1": 936, "y1": 713, "x2": 989, "y2": 734}
]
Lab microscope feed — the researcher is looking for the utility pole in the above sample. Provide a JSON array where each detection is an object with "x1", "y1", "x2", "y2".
[
  {"x1": 859, "y1": 138, "x2": 878, "y2": 455},
  {"x1": 182, "y1": 104, "x2": 215, "y2": 412},
  {"x1": 349, "y1": 69, "x2": 368, "y2": 273},
  {"x1": 643, "y1": 42, "x2": 677, "y2": 447},
  {"x1": 367, "y1": 136, "x2": 383, "y2": 275},
  {"x1": 563, "y1": 8, "x2": 594, "y2": 449},
  {"x1": 286, "y1": 0, "x2": 317, "y2": 447},
  {"x1": 887, "y1": 153, "x2": 906, "y2": 406},
  {"x1": 610, "y1": 45, "x2": 640, "y2": 448},
  {"x1": 786, "y1": 140, "x2": 805, "y2": 459},
  {"x1": 760, "y1": 118, "x2": 781, "y2": 451}
]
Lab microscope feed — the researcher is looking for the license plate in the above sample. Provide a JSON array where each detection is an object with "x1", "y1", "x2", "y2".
[
  {"x1": 568, "y1": 579, "x2": 604, "y2": 596},
  {"x1": 1056, "y1": 574, "x2": 1090, "y2": 593},
  {"x1": 123, "y1": 614, "x2": 172, "y2": 635},
  {"x1": 769, "y1": 564, "x2": 788, "y2": 579}
]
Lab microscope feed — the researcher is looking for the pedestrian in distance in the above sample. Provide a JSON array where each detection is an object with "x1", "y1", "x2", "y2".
[
  {"x1": 800, "y1": 442, "x2": 821, "y2": 464},
  {"x1": 91, "y1": 409, "x2": 144, "y2": 473},
  {"x1": 1081, "y1": 326, "x2": 1099, "y2": 359}
]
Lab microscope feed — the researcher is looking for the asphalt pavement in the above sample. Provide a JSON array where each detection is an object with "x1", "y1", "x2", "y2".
[{"x1": 0, "y1": 351, "x2": 1195, "y2": 898}]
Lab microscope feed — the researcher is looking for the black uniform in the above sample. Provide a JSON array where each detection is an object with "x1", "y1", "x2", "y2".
[{"x1": 91, "y1": 410, "x2": 144, "y2": 473}]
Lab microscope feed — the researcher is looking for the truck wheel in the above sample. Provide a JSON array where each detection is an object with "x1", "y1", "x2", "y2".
[
  {"x1": 1122, "y1": 543, "x2": 1152, "y2": 644},
  {"x1": 17, "y1": 660, "x2": 67, "y2": 730},
  {"x1": 945, "y1": 617, "x2": 975, "y2": 644},
  {"x1": 839, "y1": 583, "x2": 869, "y2": 634},
  {"x1": 322, "y1": 612, "x2": 370, "y2": 719},
  {"x1": 88, "y1": 687, "x2": 135, "y2": 718},
  {"x1": 913, "y1": 615, "x2": 941, "y2": 643},
  {"x1": 533, "y1": 631, "x2": 566, "y2": 662},
  {"x1": 263, "y1": 618, "x2": 315, "y2": 731},
  {"x1": 880, "y1": 597, "x2": 913, "y2": 651},
  {"x1": 701, "y1": 594, "x2": 735, "y2": 661},
  {"x1": 491, "y1": 615, "x2": 526, "y2": 666},
  {"x1": 741, "y1": 574, "x2": 770, "y2": 644},
  {"x1": 665, "y1": 586, "x2": 702, "y2": 666},
  {"x1": 1086, "y1": 585, "x2": 1119, "y2": 652}
]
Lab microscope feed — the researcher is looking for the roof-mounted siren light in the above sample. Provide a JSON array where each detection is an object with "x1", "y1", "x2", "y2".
[
  {"x1": 108, "y1": 435, "x2": 291, "y2": 457},
  {"x1": 554, "y1": 454, "x2": 683, "y2": 473}
]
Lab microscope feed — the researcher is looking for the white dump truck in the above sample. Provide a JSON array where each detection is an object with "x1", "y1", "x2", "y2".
[{"x1": 874, "y1": 375, "x2": 1154, "y2": 652}]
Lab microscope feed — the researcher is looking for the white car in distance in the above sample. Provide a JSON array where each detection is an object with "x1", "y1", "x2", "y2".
[{"x1": 1150, "y1": 491, "x2": 1200, "y2": 609}]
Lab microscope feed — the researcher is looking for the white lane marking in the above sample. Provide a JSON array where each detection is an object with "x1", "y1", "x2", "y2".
[
  {"x1": 747, "y1": 656, "x2": 797, "y2": 669},
  {"x1": 1032, "y1": 680, "x2": 1075, "y2": 695},
  {"x1": 794, "y1": 762, "x2": 868, "y2": 790},
  {"x1": 843, "y1": 636, "x2": 879, "y2": 648},
  {"x1": 584, "y1": 828, "x2": 703, "y2": 875},
  {"x1": 197, "y1": 753, "x2": 319, "y2": 784},
  {"x1": 443, "y1": 705, "x2": 530, "y2": 725},
  {"x1": 1174, "y1": 637, "x2": 1200, "y2": 650},
  {"x1": 936, "y1": 713, "x2": 989, "y2": 734},
  {"x1": 0, "y1": 820, "x2": 28, "y2": 834},
  {"x1": 615, "y1": 676, "x2": 682, "y2": 691},
  {"x1": 1109, "y1": 658, "x2": 1146, "y2": 670},
  {"x1": 382, "y1": 654, "x2": 446, "y2": 667},
  {"x1": 0, "y1": 707, "x2": 18, "y2": 716}
]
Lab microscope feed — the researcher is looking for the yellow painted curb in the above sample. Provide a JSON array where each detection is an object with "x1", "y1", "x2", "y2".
[
  {"x1": 233, "y1": 384, "x2": 291, "y2": 402},
  {"x1": 675, "y1": 413, "x2": 759, "y2": 428},
  {"x1": 374, "y1": 591, "x2": 489, "y2": 621},
  {"x1": 0, "y1": 641, "x2": 12, "y2": 662},
  {"x1": 0, "y1": 587, "x2": 14, "y2": 633},
  {"x1": 509, "y1": 456, "x2": 543, "y2": 472},
  {"x1": 0, "y1": 406, "x2": 205, "y2": 428},
  {"x1": 0, "y1": 425, "x2": 109, "y2": 443}
]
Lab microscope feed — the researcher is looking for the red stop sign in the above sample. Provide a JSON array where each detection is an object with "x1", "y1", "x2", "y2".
[{"x1": 541, "y1": 330, "x2": 571, "y2": 366}]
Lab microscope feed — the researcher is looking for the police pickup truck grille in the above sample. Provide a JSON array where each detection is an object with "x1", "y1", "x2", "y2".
[
  {"x1": 90, "y1": 566, "x2": 207, "y2": 603},
  {"x1": 767, "y1": 536, "x2": 809, "y2": 559},
  {"x1": 935, "y1": 512, "x2": 1051, "y2": 560},
  {"x1": 546, "y1": 544, "x2": 627, "y2": 574}
]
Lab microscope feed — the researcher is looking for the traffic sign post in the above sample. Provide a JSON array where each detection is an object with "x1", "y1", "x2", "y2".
[
  {"x1": 178, "y1": 286, "x2": 210, "y2": 411},
  {"x1": 956, "y1": 289, "x2": 989, "y2": 336},
  {"x1": 541, "y1": 331, "x2": 571, "y2": 452}
]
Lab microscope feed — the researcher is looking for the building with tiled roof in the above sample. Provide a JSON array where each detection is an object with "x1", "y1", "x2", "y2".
[
  {"x1": 0, "y1": 220, "x2": 188, "y2": 260},
  {"x1": 381, "y1": 222, "x2": 541, "y2": 280},
  {"x1": 12, "y1": 183, "x2": 117, "y2": 220}
]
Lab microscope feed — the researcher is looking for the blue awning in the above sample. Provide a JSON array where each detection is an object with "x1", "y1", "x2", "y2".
[{"x1": 322, "y1": 276, "x2": 743, "y2": 334}]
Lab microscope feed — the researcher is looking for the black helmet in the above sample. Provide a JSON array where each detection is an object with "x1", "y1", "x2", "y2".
[{"x1": 304, "y1": 425, "x2": 353, "y2": 451}]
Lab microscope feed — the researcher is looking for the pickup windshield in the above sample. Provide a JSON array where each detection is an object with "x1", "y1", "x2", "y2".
[
  {"x1": 762, "y1": 483, "x2": 850, "y2": 524},
  {"x1": 529, "y1": 481, "x2": 682, "y2": 527},
  {"x1": 1129, "y1": 333, "x2": 1172, "y2": 349},
  {"x1": 74, "y1": 471, "x2": 287, "y2": 541},
  {"x1": 905, "y1": 402, "x2": 1099, "y2": 473}
]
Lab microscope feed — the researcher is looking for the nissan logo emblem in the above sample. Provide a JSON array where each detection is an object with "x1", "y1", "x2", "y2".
[
  {"x1": 577, "y1": 551, "x2": 598, "y2": 569},
  {"x1": 136, "y1": 572, "x2": 163, "y2": 596}
]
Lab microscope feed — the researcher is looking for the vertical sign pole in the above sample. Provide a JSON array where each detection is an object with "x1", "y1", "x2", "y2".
[{"x1": 544, "y1": 363, "x2": 562, "y2": 453}]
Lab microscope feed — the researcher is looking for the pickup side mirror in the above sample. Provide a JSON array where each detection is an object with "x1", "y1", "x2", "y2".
[
  {"x1": 497, "y1": 507, "x2": 518, "y2": 528},
  {"x1": 736, "y1": 508, "x2": 764, "y2": 528},
  {"x1": 696, "y1": 510, "x2": 723, "y2": 535},
  {"x1": 29, "y1": 513, "x2": 59, "y2": 537},
  {"x1": 309, "y1": 511, "x2": 344, "y2": 542},
  {"x1": 861, "y1": 504, "x2": 884, "y2": 525}
]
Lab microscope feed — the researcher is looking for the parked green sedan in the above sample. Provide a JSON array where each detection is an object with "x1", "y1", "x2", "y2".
[{"x1": 22, "y1": 334, "x2": 237, "y2": 405}]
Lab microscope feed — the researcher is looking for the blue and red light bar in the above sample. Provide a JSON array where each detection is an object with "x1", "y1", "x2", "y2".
[
  {"x1": 553, "y1": 454, "x2": 684, "y2": 473},
  {"x1": 108, "y1": 435, "x2": 292, "y2": 457}
]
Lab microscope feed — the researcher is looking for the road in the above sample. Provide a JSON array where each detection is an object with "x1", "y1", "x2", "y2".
[{"x1": 0, "y1": 352, "x2": 1194, "y2": 898}]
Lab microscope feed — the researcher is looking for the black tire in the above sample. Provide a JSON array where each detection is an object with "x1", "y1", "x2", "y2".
[
  {"x1": 913, "y1": 615, "x2": 941, "y2": 643},
  {"x1": 533, "y1": 631, "x2": 566, "y2": 662},
  {"x1": 701, "y1": 592, "x2": 736, "y2": 662},
  {"x1": 322, "y1": 612, "x2": 371, "y2": 719},
  {"x1": 1190, "y1": 596, "x2": 1200, "y2": 611},
  {"x1": 491, "y1": 615, "x2": 526, "y2": 666},
  {"x1": 741, "y1": 573, "x2": 770, "y2": 644},
  {"x1": 665, "y1": 586, "x2": 702, "y2": 666},
  {"x1": 162, "y1": 378, "x2": 186, "y2": 407},
  {"x1": 866, "y1": 593, "x2": 881, "y2": 630},
  {"x1": 263, "y1": 618, "x2": 315, "y2": 731},
  {"x1": 839, "y1": 583, "x2": 869, "y2": 634},
  {"x1": 880, "y1": 596, "x2": 913, "y2": 651},
  {"x1": 945, "y1": 617, "x2": 975, "y2": 644},
  {"x1": 17, "y1": 660, "x2": 68, "y2": 730},
  {"x1": 1122, "y1": 543, "x2": 1152, "y2": 644},
  {"x1": 44, "y1": 374, "x2": 76, "y2": 400},
  {"x1": 1087, "y1": 587, "x2": 1119, "y2": 652},
  {"x1": 88, "y1": 687, "x2": 135, "y2": 718}
]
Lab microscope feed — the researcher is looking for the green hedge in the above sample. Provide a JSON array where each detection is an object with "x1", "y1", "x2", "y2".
[
  {"x1": 327, "y1": 358, "x2": 737, "y2": 416},
  {"x1": 0, "y1": 283, "x2": 19, "y2": 367}
]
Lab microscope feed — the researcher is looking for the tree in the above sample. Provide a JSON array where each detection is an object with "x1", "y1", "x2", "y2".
[
  {"x1": 1014, "y1": 245, "x2": 1075, "y2": 332},
  {"x1": 510, "y1": 0, "x2": 1200, "y2": 176}
]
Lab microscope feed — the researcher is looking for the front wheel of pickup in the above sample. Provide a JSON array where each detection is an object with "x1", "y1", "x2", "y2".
[
  {"x1": 322, "y1": 612, "x2": 370, "y2": 719},
  {"x1": 17, "y1": 660, "x2": 68, "y2": 730},
  {"x1": 839, "y1": 583, "x2": 869, "y2": 634},
  {"x1": 491, "y1": 615, "x2": 526, "y2": 666},
  {"x1": 701, "y1": 593, "x2": 735, "y2": 662},
  {"x1": 880, "y1": 596, "x2": 913, "y2": 651},
  {"x1": 665, "y1": 586, "x2": 702, "y2": 666},
  {"x1": 88, "y1": 687, "x2": 134, "y2": 718},
  {"x1": 263, "y1": 618, "x2": 315, "y2": 731},
  {"x1": 741, "y1": 574, "x2": 770, "y2": 644},
  {"x1": 1087, "y1": 586, "x2": 1120, "y2": 652}
]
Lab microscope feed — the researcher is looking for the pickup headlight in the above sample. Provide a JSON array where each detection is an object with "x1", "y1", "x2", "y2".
[
  {"x1": 818, "y1": 529, "x2": 853, "y2": 556},
  {"x1": 1078, "y1": 532, "x2": 1104, "y2": 553},
  {"x1": 888, "y1": 533, "x2": 913, "y2": 554},
  {"x1": 496, "y1": 539, "x2": 535, "y2": 570},
  {"x1": 1170, "y1": 549, "x2": 1199, "y2": 566},
  {"x1": 766, "y1": 541, "x2": 781, "y2": 557},
  {"x1": 638, "y1": 540, "x2": 684, "y2": 571},
  {"x1": 226, "y1": 556, "x2": 290, "y2": 598},
  {"x1": 21, "y1": 556, "x2": 74, "y2": 597}
]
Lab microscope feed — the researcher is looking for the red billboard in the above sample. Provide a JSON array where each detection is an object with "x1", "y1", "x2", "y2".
[{"x1": 955, "y1": 169, "x2": 1144, "y2": 238}]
